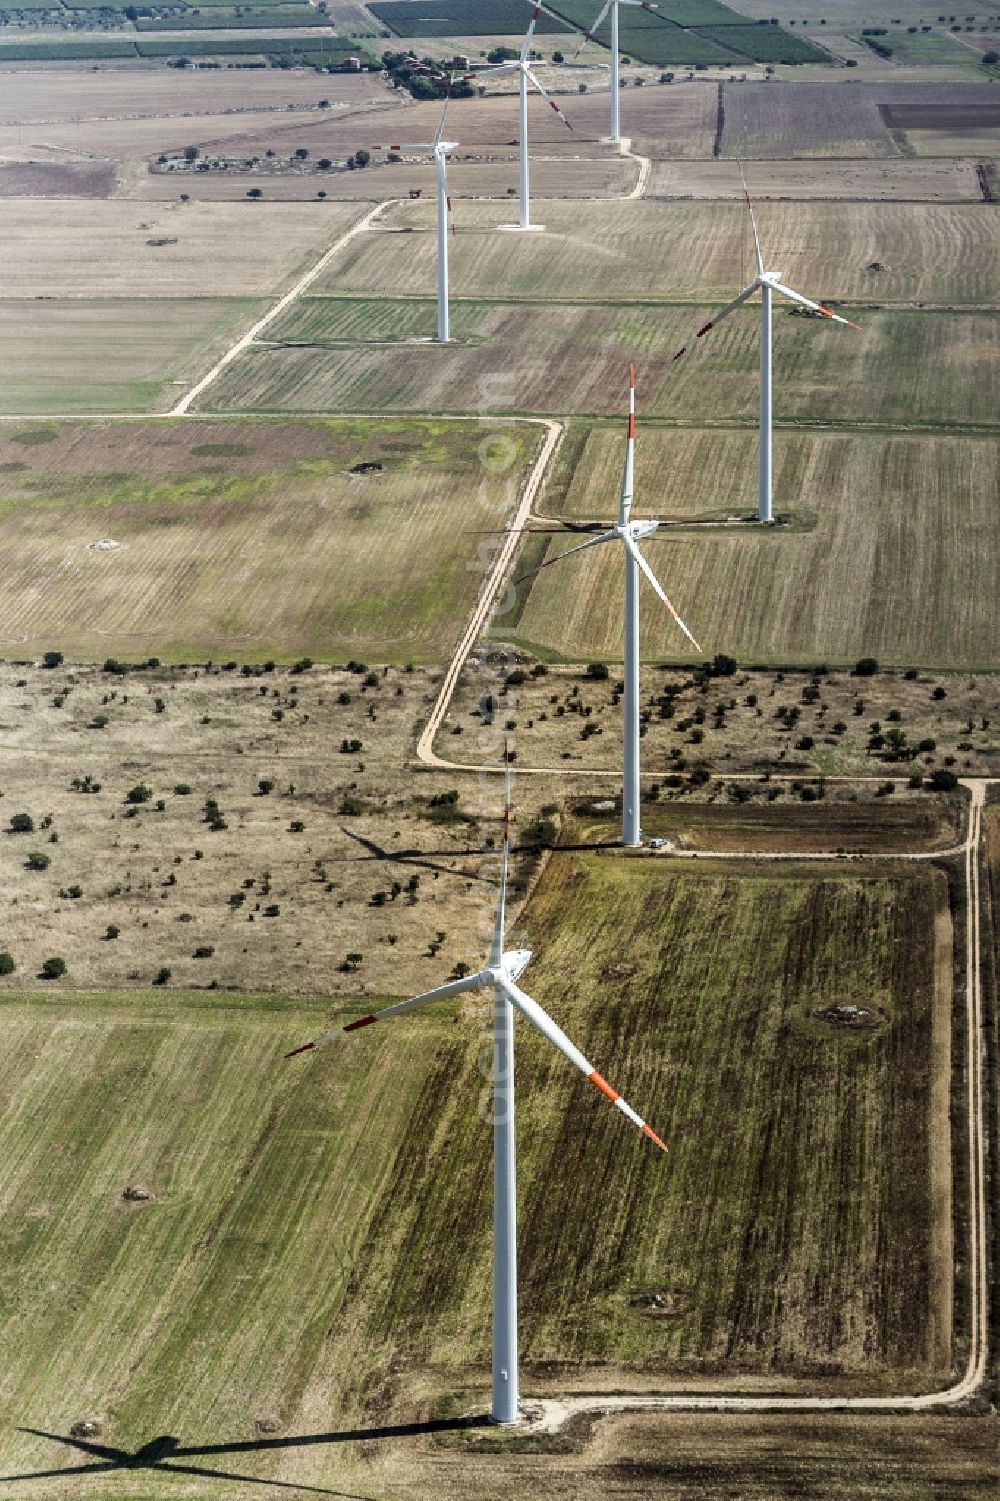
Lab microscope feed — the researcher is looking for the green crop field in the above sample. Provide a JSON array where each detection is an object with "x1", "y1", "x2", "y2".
[
  {"x1": 368, "y1": 0, "x2": 571, "y2": 36},
  {"x1": 698, "y1": 21, "x2": 830, "y2": 62},
  {"x1": 855, "y1": 26, "x2": 987, "y2": 65},
  {"x1": 0, "y1": 417, "x2": 540, "y2": 664},
  {"x1": 225, "y1": 297, "x2": 1000, "y2": 433},
  {"x1": 0, "y1": 850, "x2": 953, "y2": 1494},
  {"x1": 0, "y1": 36, "x2": 137, "y2": 60},
  {"x1": 513, "y1": 427, "x2": 999, "y2": 669},
  {"x1": 136, "y1": 6, "x2": 325, "y2": 27},
  {"x1": 0, "y1": 298, "x2": 263, "y2": 416}
]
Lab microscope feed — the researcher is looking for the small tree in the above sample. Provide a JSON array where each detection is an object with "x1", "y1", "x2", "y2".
[
  {"x1": 0, "y1": 953, "x2": 15, "y2": 975},
  {"x1": 9, "y1": 813, "x2": 33, "y2": 833},
  {"x1": 153, "y1": 967, "x2": 171, "y2": 986},
  {"x1": 184, "y1": 145, "x2": 199, "y2": 162},
  {"x1": 26, "y1": 852, "x2": 50, "y2": 871},
  {"x1": 126, "y1": 783, "x2": 153, "y2": 805},
  {"x1": 41, "y1": 651, "x2": 63, "y2": 669},
  {"x1": 853, "y1": 657, "x2": 879, "y2": 676},
  {"x1": 40, "y1": 957, "x2": 66, "y2": 979},
  {"x1": 247, "y1": 187, "x2": 264, "y2": 200}
]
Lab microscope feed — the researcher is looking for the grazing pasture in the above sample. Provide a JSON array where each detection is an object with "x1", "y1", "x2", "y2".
[
  {"x1": 515, "y1": 427, "x2": 1000, "y2": 669},
  {"x1": 0, "y1": 298, "x2": 262, "y2": 414},
  {"x1": 213, "y1": 298, "x2": 1000, "y2": 433},
  {"x1": 308, "y1": 199, "x2": 1000, "y2": 306},
  {"x1": 0, "y1": 417, "x2": 540, "y2": 662},
  {"x1": 0, "y1": 199, "x2": 364, "y2": 299}
]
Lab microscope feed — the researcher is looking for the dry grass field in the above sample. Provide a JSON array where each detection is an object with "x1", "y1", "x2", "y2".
[
  {"x1": 308, "y1": 199, "x2": 1000, "y2": 305},
  {"x1": 0, "y1": 199, "x2": 362, "y2": 299},
  {"x1": 0, "y1": 298, "x2": 262, "y2": 414},
  {"x1": 211, "y1": 298, "x2": 1000, "y2": 431},
  {"x1": 646, "y1": 156, "x2": 987, "y2": 201},
  {"x1": 0, "y1": 416, "x2": 540, "y2": 661},
  {"x1": 511, "y1": 427, "x2": 1000, "y2": 669}
]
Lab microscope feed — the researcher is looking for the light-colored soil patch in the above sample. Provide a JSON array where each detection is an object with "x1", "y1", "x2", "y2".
[
  {"x1": 0, "y1": 198, "x2": 367, "y2": 298},
  {"x1": 0, "y1": 159, "x2": 115, "y2": 197},
  {"x1": 647, "y1": 156, "x2": 984, "y2": 201}
]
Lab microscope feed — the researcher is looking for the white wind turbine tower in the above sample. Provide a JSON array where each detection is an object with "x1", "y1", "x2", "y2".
[
  {"x1": 286, "y1": 759, "x2": 666, "y2": 1426},
  {"x1": 513, "y1": 367, "x2": 700, "y2": 848},
  {"x1": 574, "y1": 0, "x2": 658, "y2": 143},
  {"x1": 672, "y1": 166, "x2": 860, "y2": 524},
  {"x1": 375, "y1": 89, "x2": 458, "y2": 342},
  {"x1": 470, "y1": 3, "x2": 575, "y2": 232}
]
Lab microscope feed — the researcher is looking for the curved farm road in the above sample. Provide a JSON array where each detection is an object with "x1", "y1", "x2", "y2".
[
  {"x1": 527, "y1": 779, "x2": 991, "y2": 1431},
  {"x1": 170, "y1": 198, "x2": 394, "y2": 416},
  {"x1": 619, "y1": 135, "x2": 650, "y2": 200}
]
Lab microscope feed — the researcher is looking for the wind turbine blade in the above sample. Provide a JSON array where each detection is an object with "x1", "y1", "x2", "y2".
[
  {"x1": 572, "y1": 0, "x2": 612, "y2": 57},
  {"x1": 671, "y1": 281, "x2": 759, "y2": 362},
  {"x1": 620, "y1": 360, "x2": 636, "y2": 525},
  {"x1": 625, "y1": 534, "x2": 702, "y2": 652},
  {"x1": 736, "y1": 158, "x2": 764, "y2": 278},
  {"x1": 524, "y1": 66, "x2": 574, "y2": 129},
  {"x1": 511, "y1": 528, "x2": 615, "y2": 588},
  {"x1": 491, "y1": 745, "x2": 513, "y2": 965},
  {"x1": 500, "y1": 977, "x2": 667, "y2": 1151},
  {"x1": 770, "y1": 281, "x2": 861, "y2": 329},
  {"x1": 285, "y1": 972, "x2": 487, "y2": 1058},
  {"x1": 528, "y1": 0, "x2": 580, "y2": 26},
  {"x1": 521, "y1": 4, "x2": 540, "y2": 62},
  {"x1": 433, "y1": 94, "x2": 450, "y2": 148}
]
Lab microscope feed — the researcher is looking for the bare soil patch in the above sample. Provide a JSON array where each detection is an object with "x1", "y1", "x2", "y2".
[{"x1": 0, "y1": 159, "x2": 114, "y2": 197}]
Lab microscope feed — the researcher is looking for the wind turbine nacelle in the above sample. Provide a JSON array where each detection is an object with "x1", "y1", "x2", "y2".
[
  {"x1": 629, "y1": 519, "x2": 659, "y2": 541},
  {"x1": 502, "y1": 949, "x2": 533, "y2": 983}
]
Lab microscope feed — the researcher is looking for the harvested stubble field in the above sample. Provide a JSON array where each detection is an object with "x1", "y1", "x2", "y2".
[
  {"x1": 444, "y1": 654, "x2": 1000, "y2": 780},
  {"x1": 0, "y1": 159, "x2": 116, "y2": 198},
  {"x1": 0, "y1": 843, "x2": 955, "y2": 1498},
  {"x1": 308, "y1": 199, "x2": 1000, "y2": 306},
  {"x1": 0, "y1": 417, "x2": 541, "y2": 661},
  {"x1": 510, "y1": 427, "x2": 1000, "y2": 670},
  {"x1": 0, "y1": 297, "x2": 262, "y2": 414},
  {"x1": 646, "y1": 155, "x2": 987, "y2": 201},
  {"x1": 212, "y1": 297, "x2": 1000, "y2": 431},
  {"x1": 0, "y1": 199, "x2": 363, "y2": 298}
]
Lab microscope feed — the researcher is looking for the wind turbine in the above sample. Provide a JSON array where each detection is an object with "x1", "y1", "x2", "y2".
[
  {"x1": 286, "y1": 759, "x2": 666, "y2": 1426},
  {"x1": 513, "y1": 367, "x2": 700, "y2": 848},
  {"x1": 470, "y1": 3, "x2": 575, "y2": 232},
  {"x1": 375, "y1": 88, "x2": 458, "y2": 342},
  {"x1": 671, "y1": 167, "x2": 860, "y2": 524},
  {"x1": 574, "y1": 0, "x2": 658, "y2": 143}
]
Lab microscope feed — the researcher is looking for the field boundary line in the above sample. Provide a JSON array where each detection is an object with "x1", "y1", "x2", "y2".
[
  {"x1": 169, "y1": 199, "x2": 395, "y2": 416},
  {"x1": 415, "y1": 418, "x2": 564, "y2": 768}
]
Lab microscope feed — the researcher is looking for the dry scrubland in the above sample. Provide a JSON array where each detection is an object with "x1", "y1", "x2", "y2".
[
  {"x1": 443, "y1": 653, "x2": 1000, "y2": 779},
  {"x1": 0, "y1": 841, "x2": 955, "y2": 1496},
  {"x1": 0, "y1": 418, "x2": 540, "y2": 661}
]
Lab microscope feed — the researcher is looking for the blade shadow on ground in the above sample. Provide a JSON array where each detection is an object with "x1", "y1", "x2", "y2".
[{"x1": 4, "y1": 1417, "x2": 488, "y2": 1492}]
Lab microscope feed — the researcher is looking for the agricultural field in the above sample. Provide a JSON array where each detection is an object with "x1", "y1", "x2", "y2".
[
  {"x1": 0, "y1": 847, "x2": 955, "y2": 1499},
  {"x1": 0, "y1": 298, "x2": 262, "y2": 414},
  {"x1": 646, "y1": 155, "x2": 987, "y2": 200},
  {"x1": 719, "y1": 78, "x2": 1000, "y2": 157},
  {"x1": 306, "y1": 199, "x2": 1000, "y2": 306},
  {"x1": 211, "y1": 298, "x2": 1000, "y2": 434},
  {"x1": 0, "y1": 417, "x2": 540, "y2": 662},
  {"x1": 369, "y1": 0, "x2": 572, "y2": 36},
  {"x1": 510, "y1": 426, "x2": 1000, "y2": 670},
  {"x1": 0, "y1": 199, "x2": 362, "y2": 298},
  {"x1": 882, "y1": 100, "x2": 1000, "y2": 155}
]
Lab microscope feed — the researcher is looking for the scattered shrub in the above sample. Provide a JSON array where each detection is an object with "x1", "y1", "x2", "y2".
[{"x1": 40, "y1": 957, "x2": 66, "y2": 979}]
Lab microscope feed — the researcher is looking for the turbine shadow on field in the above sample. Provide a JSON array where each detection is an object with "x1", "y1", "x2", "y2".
[{"x1": 5, "y1": 1418, "x2": 487, "y2": 1492}]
